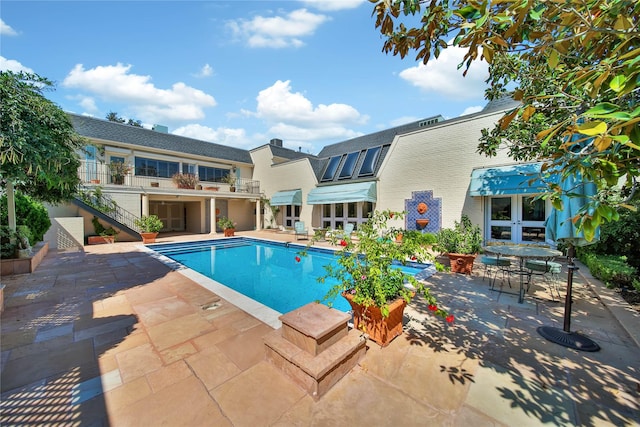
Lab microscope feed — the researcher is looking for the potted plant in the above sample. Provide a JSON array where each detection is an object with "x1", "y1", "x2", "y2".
[
  {"x1": 172, "y1": 172, "x2": 199, "y2": 189},
  {"x1": 217, "y1": 216, "x2": 236, "y2": 237},
  {"x1": 435, "y1": 215, "x2": 482, "y2": 274},
  {"x1": 134, "y1": 215, "x2": 164, "y2": 243},
  {"x1": 300, "y1": 210, "x2": 453, "y2": 347},
  {"x1": 89, "y1": 216, "x2": 119, "y2": 244},
  {"x1": 108, "y1": 161, "x2": 131, "y2": 185},
  {"x1": 223, "y1": 174, "x2": 236, "y2": 192}
]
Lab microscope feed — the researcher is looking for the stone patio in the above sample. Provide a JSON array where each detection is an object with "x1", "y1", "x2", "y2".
[{"x1": 1, "y1": 231, "x2": 639, "y2": 426}]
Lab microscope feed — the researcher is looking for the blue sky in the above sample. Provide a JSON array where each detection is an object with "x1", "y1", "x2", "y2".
[{"x1": 1, "y1": 0, "x2": 489, "y2": 155}]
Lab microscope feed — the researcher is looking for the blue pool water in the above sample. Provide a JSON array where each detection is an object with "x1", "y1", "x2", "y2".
[{"x1": 148, "y1": 237, "x2": 434, "y2": 315}]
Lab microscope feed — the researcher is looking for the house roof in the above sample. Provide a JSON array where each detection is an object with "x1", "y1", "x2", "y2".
[
  {"x1": 312, "y1": 115, "x2": 443, "y2": 183},
  {"x1": 68, "y1": 113, "x2": 253, "y2": 165}
]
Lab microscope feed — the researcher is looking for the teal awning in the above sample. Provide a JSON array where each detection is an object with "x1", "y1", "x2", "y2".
[
  {"x1": 270, "y1": 189, "x2": 302, "y2": 206},
  {"x1": 307, "y1": 182, "x2": 377, "y2": 205},
  {"x1": 469, "y1": 163, "x2": 553, "y2": 196}
]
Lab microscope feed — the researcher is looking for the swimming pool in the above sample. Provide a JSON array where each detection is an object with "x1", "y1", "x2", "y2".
[{"x1": 146, "y1": 237, "x2": 435, "y2": 326}]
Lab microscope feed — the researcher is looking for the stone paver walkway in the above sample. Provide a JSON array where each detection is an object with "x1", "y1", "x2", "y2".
[{"x1": 1, "y1": 231, "x2": 639, "y2": 426}]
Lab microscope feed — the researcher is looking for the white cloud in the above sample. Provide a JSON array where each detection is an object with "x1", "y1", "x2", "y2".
[
  {"x1": 172, "y1": 124, "x2": 255, "y2": 149},
  {"x1": 302, "y1": 0, "x2": 367, "y2": 11},
  {"x1": 194, "y1": 64, "x2": 213, "y2": 78},
  {"x1": 398, "y1": 45, "x2": 488, "y2": 99},
  {"x1": 227, "y1": 8, "x2": 328, "y2": 48},
  {"x1": 77, "y1": 96, "x2": 98, "y2": 113},
  {"x1": 460, "y1": 105, "x2": 483, "y2": 116},
  {"x1": 0, "y1": 56, "x2": 33, "y2": 73},
  {"x1": 251, "y1": 80, "x2": 366, "y2": 151},
  {"x1": 62, "y1": 63, "x2": 216, "y2": 123},
  {"x1": 1, "y1": 19, "x2": 18, "y2": 36}
]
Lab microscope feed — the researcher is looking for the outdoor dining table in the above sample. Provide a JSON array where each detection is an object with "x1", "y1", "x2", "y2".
[{"x1": 483, "y1": 245, "x2": 563, "y2": 303}]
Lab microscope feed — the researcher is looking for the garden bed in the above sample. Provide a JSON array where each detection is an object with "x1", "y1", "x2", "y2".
[{"x1": 0, "y1": 241, "x2": 49, "y2": 276}]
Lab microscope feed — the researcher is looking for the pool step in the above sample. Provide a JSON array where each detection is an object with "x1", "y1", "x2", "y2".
[{"x1": 264, "y1": 303, "x2": 367, "y2": 400}]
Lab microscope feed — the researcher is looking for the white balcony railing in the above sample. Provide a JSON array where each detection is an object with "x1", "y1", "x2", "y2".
[{"x1": 78, "y1": 160, "x2": 260, "y2": 194}]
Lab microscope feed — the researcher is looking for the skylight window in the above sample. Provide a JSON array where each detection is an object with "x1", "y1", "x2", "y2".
[
  {"x1": 338, "y1": 151, "x2": 360, "y2": 179},
  {"x1": 321, "y1": 156, "x2": 342, "y2": 181},
  {"x1": 358, "y1": 146, "x2": 381, "y2": 176}
]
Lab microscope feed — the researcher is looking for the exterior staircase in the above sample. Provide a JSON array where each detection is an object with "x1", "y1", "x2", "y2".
[
  {"x1": 73, "y1": 188, "x2": 141, "y2": 240},
  {"x1": 264, "y1": 303, "x2": 367, "y2": 400}
]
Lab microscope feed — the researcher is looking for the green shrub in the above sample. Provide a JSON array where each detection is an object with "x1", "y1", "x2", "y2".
[
  {"x1": 404, "y1": 230, "x2": 437, "y2": 246},
  {"x1": 0, "y1": 226, "x2": 17, "y2": 258},
  {"x1": 577, "y1": 250, "x2": 638, "y2": 289},
  {"x1": 587, "y1": 205, "x2": 640, "y2": 270},
  {"x1": 0, "y1": 192, "x2": 51, "y2": 243}
]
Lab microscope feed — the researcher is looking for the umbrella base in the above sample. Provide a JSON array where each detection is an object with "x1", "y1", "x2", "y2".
[{"x1": 537, "y1": 326, "x2": 600, "y2": 352}]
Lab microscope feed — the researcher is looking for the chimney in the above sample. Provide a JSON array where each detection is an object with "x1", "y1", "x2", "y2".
[
  {"x1": 270, "y1": 138, "x2": 283, "y2": 147},
  {"x1": 153, "y1": 124, "x2": 169, "y2": 133}
]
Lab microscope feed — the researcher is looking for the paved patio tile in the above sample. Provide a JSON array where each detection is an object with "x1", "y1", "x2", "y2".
[
  {"x1": 215, "y1": 322, "x2": 275, "y2": 371},
  {"x1": 212, "y1": 361, "x2": 306, "y2": 426},
  {"x1": 1, "y1": 234, "x2": 638, "y2": 426},
  {"x1": 145, "y1": 312, "x2": 215, "y2": 351},
  {"x1": 133, "y1": 295, "x2": 198, "y2": 327},
  {"x1": 466, "y1": 362, "x2": 577, "y2": 426},
  {"x1": 186, "y1": 345, "x2": 242, "y2": 390},
  {"x1": 115, "y1": 342, "x2": 164, "y2": 383},
  {"x1": 109, "y1": 375, "x2": 229, "y2": 426},
  {"x1": 145, "y1": 359, "x2": 192, "y2": 393}
]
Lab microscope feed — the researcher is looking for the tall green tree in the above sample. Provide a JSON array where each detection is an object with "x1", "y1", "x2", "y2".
[
  {"x1": 372, "y1": 0, "x2": 640, "y2": 238},
  {"x1": 1, "y1": 71, "x2": 85, "y2": 229}
]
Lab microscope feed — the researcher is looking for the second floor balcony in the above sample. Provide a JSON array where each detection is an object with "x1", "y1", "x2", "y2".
[{"x1": 79, "y1": 160, "x2": 261, "y2": 195}]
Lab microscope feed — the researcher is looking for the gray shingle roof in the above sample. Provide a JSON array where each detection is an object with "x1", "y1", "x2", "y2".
[{"x1": 69, "y1": 113, "x2": 253, "y2": 164}]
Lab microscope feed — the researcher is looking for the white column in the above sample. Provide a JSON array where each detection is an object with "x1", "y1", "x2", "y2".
[
  {"x1": 255, "y1": 198, "x2": 262, "y2": 231},
  {"x1": 210, "y1": 198, "x2": 217, "y2": 234},
  {"x1": 141, "y1": 194, "x2": 149, "y2": 216}
]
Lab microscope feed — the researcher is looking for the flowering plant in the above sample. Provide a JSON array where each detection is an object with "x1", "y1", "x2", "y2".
[
  {"x1": 172, "y1": 172, "x2": 199, "y2": 189},
  {"x1": 299, "y1": 210, "x2": 452, "y2": 322}
]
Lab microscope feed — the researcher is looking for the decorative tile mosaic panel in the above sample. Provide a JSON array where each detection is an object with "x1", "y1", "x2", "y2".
[{"x1": 404, "y1": 190, "x2": 442, "y2": 233}]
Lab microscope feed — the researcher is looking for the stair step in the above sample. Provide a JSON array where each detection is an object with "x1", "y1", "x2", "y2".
[
  {"x1": 279, "y1": 302, "x2": 351, "y2": 356},
  {"x1": 264, "y1": 327, "x2": 366, "y2": 400}
]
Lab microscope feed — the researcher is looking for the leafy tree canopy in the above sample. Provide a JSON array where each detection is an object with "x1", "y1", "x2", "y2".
[
  {"x1": 1, "y1": 71, "x2": 85, "y2": 203},
  {"x1": 372, "y1": 0, "x2": 639, "y2": 237},
  {"x1": 106, "y1": 111, "x2": 142, "y2": 127}
]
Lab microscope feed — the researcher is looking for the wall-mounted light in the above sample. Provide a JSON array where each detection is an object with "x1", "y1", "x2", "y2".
[{"x1": 231, "y1": 166, "x2": 237, "y2": 173}]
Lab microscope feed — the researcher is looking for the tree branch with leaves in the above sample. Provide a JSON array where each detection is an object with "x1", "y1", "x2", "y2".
[{"x1": 372, "y1": 0, "x2": 639, "y2": 236}]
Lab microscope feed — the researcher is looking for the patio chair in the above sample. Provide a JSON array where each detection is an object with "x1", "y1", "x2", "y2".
[
  {"x1": 329, "y1": 223, "x2": 354, "y2": 241},
  {"x1": 294, "y1": 221, "x2": 309, "y2": 240},
  {"x1": 526, "y1": 259, "x2": 563, "y2": 301},
  {"x1": 481, "y1": 255, "x2": 513, "y2": 289}
]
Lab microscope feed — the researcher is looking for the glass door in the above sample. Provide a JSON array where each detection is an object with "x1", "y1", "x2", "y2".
[
  {"x1": 487, "y1": 195, "x2": 548, "y2": 244},
  {"x1": 283, "y1": 205, "x2": 300, "y2": 228}
]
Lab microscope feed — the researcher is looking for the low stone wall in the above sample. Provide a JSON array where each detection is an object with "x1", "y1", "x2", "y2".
[{"x1": 0, "y1": 241, "x2": 49, "y2": 276}]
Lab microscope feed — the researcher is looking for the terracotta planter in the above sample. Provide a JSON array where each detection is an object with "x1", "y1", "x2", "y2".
[
  {"x1": 448, "y1": 253, "x2": 476, "y2": 275},
  {"x1": 140, "y1": 232, "x2": 159, "y2": 244},
  {"x1": 88, "y1": 235, "x2": 115, "y2": 245},
  {"x1": 342, "y1": 291, "x2": 410, "y2": 347},
  {"x1": 416, "y1": 219, "x2": 430, "y2": 229},
  {"x1": 223, "y1": 228, "x2": 235, "y2": 237}
]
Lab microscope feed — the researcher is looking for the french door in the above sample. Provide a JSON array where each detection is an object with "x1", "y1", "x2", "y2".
[
  {"x1": 283, "y1": 205, "x2": 301, "y2": 228},
  {"x1": 320, "y1": 202, "x2": 374, "y2": 230},
  {"x1": 487, "y1": 195, "x2": 548, "y2": 244}
]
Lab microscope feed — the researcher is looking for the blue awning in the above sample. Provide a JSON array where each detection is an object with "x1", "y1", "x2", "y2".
[
  {"x1": 469, "y1": 163, "x2": 553, "y2": 196},
  {"x1": 307, "y1": 181, "x2": 377, "y2": 205},
  {"x1": 270, "y1": 189, "x2": 302, "y2": 206}
]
